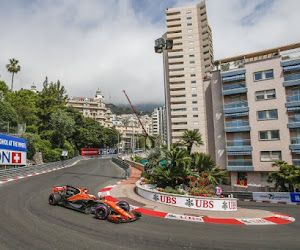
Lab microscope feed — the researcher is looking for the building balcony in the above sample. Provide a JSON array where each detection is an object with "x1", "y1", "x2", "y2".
[
  {"x1": 292, "y1": 159, "x2": 300, "y2": 166},
  {"x1": 227, "y1": 160, "x2": 254, "y2": 171},
  {"x1": 290, "y1": 137, "x2": 300, "y2": 150},
  {"x1": 220, "y1": 61, "x2": 245, "y2": 73},
  {"x1": 287, "y1": 116, "x2": 300, "y2": 129},
  {"x1": 223, "y1": 101, "x2": 249, "y2": 114},
  {"x1": 283, "y1": 73, "x2": 300, "y2": 87},
  {"x1": 286, "y1": 94, "x2": 300, "y2": 108},
  {"x1": 222, "y1": 82, "x2": 247, "y2": 96},
  {"x1": 224, "y1": 121, "x2": 251, "y2": 132},
  {"x1": 226, "y1": 140, "x2": 253, "y2": 152}
]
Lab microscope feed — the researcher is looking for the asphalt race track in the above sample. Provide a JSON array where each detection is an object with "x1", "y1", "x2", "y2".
[{"x1": 0, "y1": 158, "x2": 299, "y2": 250}]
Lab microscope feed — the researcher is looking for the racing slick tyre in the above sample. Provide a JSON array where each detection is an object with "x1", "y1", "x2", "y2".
[
  {"x1": 94, "y1": 204, "x2": 111, "y2": 220},
  {"x1": 117, "y1": 201, "x2": 130, "y2": 212},
  {"x1": 49, "y1": 193, "x2": 62, "y2": 206}
]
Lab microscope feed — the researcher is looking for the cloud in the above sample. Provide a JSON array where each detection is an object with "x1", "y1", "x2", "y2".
[{"x1": 0, "y1": 0, "x2": 299, "y2": 105}]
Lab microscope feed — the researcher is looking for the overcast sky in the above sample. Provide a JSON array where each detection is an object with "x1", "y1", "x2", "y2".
[{"x1": 0, "y1": 0, "x2": 299, "y2": 105}]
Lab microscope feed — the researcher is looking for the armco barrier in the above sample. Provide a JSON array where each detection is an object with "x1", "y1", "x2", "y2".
[
  {"x1": 136, "y1": 180, "x2": 238, "y2": 211},
  {"x1": 112, "y1": 157, "x2": 131, "y2": 179},
  {"x1": 0, "y1": 154, "x2": 115, "y2": 182}
]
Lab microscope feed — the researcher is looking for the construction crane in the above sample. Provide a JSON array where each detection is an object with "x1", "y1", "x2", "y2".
[{"x1": 122, "y1": 90, "x2": 148, "y2": 137}]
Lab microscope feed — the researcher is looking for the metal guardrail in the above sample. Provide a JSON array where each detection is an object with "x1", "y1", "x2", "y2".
[
  {"x1": 0, "y1": 156, "x2": 83, "y2": 180},
  {"x1": 112, "y1": 157, "x2": 131, "y2": 179}
]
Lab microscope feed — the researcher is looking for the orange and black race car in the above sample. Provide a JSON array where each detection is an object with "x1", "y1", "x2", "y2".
[{"x1": 48, "y1": 185, "x2": 141, "y2": 223}]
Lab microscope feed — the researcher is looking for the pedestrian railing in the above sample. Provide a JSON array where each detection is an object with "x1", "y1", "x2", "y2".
[{"x1": 112, "y1": 157, "x2": 131, "y2": 179}]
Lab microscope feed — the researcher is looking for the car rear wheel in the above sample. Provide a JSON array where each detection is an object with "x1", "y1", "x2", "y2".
[
  {"x1": 94, "y1": 204, "x2": 111, "y2": 220},
  {"x1": 117, "y1": 201, "x2": 130, "y2": 212},
  {"x1": 49, "y1": 193, "x2": 61, "y2": 205}
]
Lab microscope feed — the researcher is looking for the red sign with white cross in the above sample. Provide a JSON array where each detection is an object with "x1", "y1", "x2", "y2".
[{"x1": 12, "y1": 152, "x2": 22, "y2": 164}]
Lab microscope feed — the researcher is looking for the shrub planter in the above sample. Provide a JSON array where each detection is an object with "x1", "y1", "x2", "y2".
[{"x1": 136, "y1": 180, "x2": 237, "y2": 211}]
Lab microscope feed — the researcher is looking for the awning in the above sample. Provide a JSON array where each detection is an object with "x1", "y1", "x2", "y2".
[
  {"x1": 283, "y1": 64, "x2": 300, "y2": 72},
  {"x1": 222, "y1": 74, "x2": 245, "y2": 82},
  {"x1": 287, "y1": 107, "x2": 300, "y2": 112},
  {"x1": 227, "y1": 151, "x2": 252, "y2": 155},
  {"x1": 225, "y1": 112, "x2": 249, "y2": 118}
]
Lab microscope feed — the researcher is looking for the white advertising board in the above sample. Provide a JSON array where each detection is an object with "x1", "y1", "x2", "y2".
[
  {"x1": 252, "y1": 192, "x2": 291, "y2": 202},
  {"x1": 0, "y1": 149, "x2": 27, "y2": 165},
  {"x1": 137, "y1": 187, "x2": 237, "y2": 211}
]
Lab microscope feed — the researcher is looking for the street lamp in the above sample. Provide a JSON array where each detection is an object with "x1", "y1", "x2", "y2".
[{"x1": 154, "y1": 37, "x2": 173, "y2": 151}]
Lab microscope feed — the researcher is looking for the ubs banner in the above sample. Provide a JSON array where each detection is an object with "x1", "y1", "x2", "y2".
[
  {"x1": 0, "y1": 134, "x2": 27, "y2": 165},
  {"x1": 81, "y1": 148, "x2": 117, "y2": 156}
]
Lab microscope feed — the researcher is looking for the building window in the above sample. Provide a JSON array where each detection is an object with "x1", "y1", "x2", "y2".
[
  {"x1": 188, "y1": 29, "x2": 193, "y2": 32},
  {"x1": 203, "y1": 50, "x2": 209, "y2": 54},
  {"x1": 189, "y1": 48, "x2": 194, "y2": 51},
  {"x1": 190, "y1": 67, "x2": 195, "y2": 71},
  {"x1": 187, "y1": 17, "x2": 192, "y2": 20},
  {"x1": 188, "y1": 41, "x2": 194, "y2": 45},
  {"x1": 261, "y1": 172, "x2": 268, "y2": 182},
  {"x1": 191, "y1": 80, "x2": 196, "y2": 83},
  {"x1": 187, "y1": 23, "x2": 192, "y2": 26},
  {"x1": 192, "y1": 94, "x2": 197, "y2": 97},
  {"x1": 255, "y1": 89, "x2": 276, "y2": 101},
  {"x1": 259, "y1": 130, "x2": 280, "y2": 140},
  {"x1": 190, "y1": 61, "x2": 195, "y2": 64},
  {"x1": 189, "y1": 54, "x2": 194, "y2": 57},
  {"x1": 254, "y1": 70, "x2": 274, "y2": 81},
  {"x1": 192, "y1": 101, "x2": 198, "y2": 104},
  {"x1": 193, "y1": 107, "x2": 198, "y2": 111},
  {"x1": 188, "y1": 35, "x2": 193, "y2": 39},
  {"x1": 192, "y1": 87, "x2": 197, "y2": 90},
  {"x1": 261, "y1": 151, "x2": 282, "y2": 162},
  {"x1": 191, "y1": 74, "x2": 196, "y2": 77},
  {"x1": 257, "y1": 109, "x2": 278, "y2": 120},
  {"x1": 194, "y1": 129, "x2": 199, "y2": 131},
  {"x1": 186, "y1": 10, "x2": 192, "y2": 14},
  {"x1": 193, "y1": 114, "x2": 198, "y2": 117},
  {"x1": 193, "y1": 122, "x2": 199, "y2": 125}
]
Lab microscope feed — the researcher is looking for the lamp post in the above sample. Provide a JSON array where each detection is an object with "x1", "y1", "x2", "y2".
[{"x1": 154, "y1": 37, "x2": 173, "y2": 151}]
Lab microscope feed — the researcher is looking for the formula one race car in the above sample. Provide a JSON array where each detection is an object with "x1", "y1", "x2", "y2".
[{"x1": 48, "y1": 185, "x2": 141, "y2": 223}]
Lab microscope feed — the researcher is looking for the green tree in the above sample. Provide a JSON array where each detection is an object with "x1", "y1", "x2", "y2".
[
  {"x1": 6, "y1": 58, "x2": 21, "y2": 91},
  {"x1": 50, "y1": 109, "x2": 75, "y2": 148},
  {"x1": 180, "y1": 130, "x2": 203, "y2": 155},
  {"x1": 5, "y1": 89, "x2": 38, "y2": 125},
  {"x1": 0, "y1": 81, "x2": 9, "y2": 100},
  {"x1": 0, "y1": 101, "x2": 18, "y2": 124},
  {"x1": 268, "y1": 161, "x2": 300, "y2": 192},
  {"x1": 37, "y1": 77, "x2": 67, "y2": 130},
  {"x1": 74, "y1": 118, "x2": 103, "y2": 149},
  {"x1": 101, "y1": 127, "x2": 119, "y2": 148}
]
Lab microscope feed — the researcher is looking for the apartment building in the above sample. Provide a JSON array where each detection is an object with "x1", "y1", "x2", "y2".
[
  {"x1": 152, "y1": 106, "x2": 167, "y2": 143},
  {"x1": 67, "y1": 90, "x2": 112, "y2": 127},
  {"x1": 209, "y1": 43, "x2": 300, "y2": 187},
  {"x1": 165, "y1": 0, "x2": 214, "y2": 153}
]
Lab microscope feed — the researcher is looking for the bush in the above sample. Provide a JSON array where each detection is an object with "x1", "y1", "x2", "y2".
[{"x1": 162, "y1": 189, "x2": 185, "y2": 195}]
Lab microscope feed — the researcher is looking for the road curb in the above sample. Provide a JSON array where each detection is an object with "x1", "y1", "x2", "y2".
[{"x1": 98, "y1": 181, "x2": 296, "y2": 226}]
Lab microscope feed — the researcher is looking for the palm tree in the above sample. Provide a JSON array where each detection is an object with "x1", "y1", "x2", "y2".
[
  {"x1": 192, "y1": 152, "x2": 228, "y2": 185},
  {"x1": 6, "y1": 58, "x2": 21, "y2": 91},
  {"x1": 180, "y1": 130, "x2": 203, "y2": 155}
]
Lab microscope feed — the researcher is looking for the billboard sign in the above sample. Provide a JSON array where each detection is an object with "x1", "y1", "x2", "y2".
[
  {"x1": 253, "y1": 192, "x2": 291, "y2": 202},
  {"x1": 0, "y1": 134, "x2": 27, "y2": 165},
  {"x1": 290, "y1": 193, "x2": 300, "y2": 203},
  {"x1": 81, "y1": 148, "x2": 117, "y2": 156}
]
